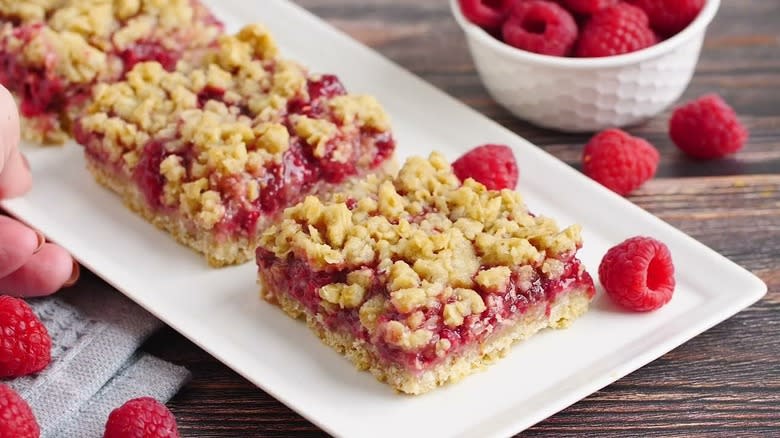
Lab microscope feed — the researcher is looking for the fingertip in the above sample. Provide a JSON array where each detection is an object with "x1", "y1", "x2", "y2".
[
  {"x1": 64, "y1": 259, "x2": 80, "y2": 288},
  {"x1": 0, "y1": 84, "x2": 20, "y2": 155},
  {"x1": 0, "y1": 243, "x2": 74, "y2": 297},
  {"x1": 0, "y1": 84, "x2": 24, "y2": 198},
  {"x1": 0, "y1": 215, "x2": 38, "y2": 277},
  {"x1": 0, "y1": 148, "x2": 32, "y2": 198}
]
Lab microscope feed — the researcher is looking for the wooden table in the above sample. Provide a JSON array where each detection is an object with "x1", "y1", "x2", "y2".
[{"x1": 140, "y1": 1, "x2": 780, "y2": 436}]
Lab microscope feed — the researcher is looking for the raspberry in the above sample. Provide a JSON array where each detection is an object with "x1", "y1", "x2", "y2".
[
  {"x1": 669, "y1": 94, "x2": 748, "y2": 160},
  {"x1": 575, "y1": 3, "x2": 658, "y2": 57},
  {"x1": 0, "y1": 296, "x2": 51, "y2": 379},
  {"x1": 452, "y1": 144, "x2": 519, "y2": 190},
  {"x1": 598, "y1": 236, "x2": 675, "y2": 312},
  {"x1": 0, "y1": 383, "x2": 40, "y2": 438},
  {"x1": 582, "y1": 129, "x2": 659, "y2": 196},
  {"x1": 459, "y1": 0, "x2": 514, "y2": 29},
  {"x1": 628, "y1": 0, "x2": 704, "y2": 37},
  {"x1": 563, "y1": 0, "x2": 618, "y2": 15},
  {"x1": 104, "y1": 397, "x2": 179, "y2": 438},
  {"x1": 502, "y1": 1, "x2": 578, "y2": 56}
]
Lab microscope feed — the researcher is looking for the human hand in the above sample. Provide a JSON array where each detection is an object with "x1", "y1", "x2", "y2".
[{"x1": 0, "y1": 85, "x2": 78, "y2": 297}]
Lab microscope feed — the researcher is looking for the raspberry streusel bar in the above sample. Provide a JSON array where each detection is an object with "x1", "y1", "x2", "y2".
[
  {"x1": 0, "y1": 0, "x2": 223, "y2": 144},
  {"x1": 74, "y1": 24, "x2": 396, "y2": 267},
  {"x1": 256, "y1": 153, "x2": 596, "y2": 394}
]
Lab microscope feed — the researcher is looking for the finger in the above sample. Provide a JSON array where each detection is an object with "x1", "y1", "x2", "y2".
[
  {"x1": 0, "y1": 85, "x2": 28, "y2": 199},
  {"x1": 0, "y1": 85, "x2": 20, "y2": 164},
  {"x1": 0, "y1": 243, "x2": 78, "y2": 297},
  {"x1": 0, "y1": 215, "x2": 43, "y2": 278},
  {"x1": 0, "y1": 148, "x2": 32, "y2": 198}
]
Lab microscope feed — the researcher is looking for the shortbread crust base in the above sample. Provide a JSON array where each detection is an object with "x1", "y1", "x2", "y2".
[
  {"x1": 259, "y1": 275, "x2": 592, "y2": 395},
  {"x1": 86, "y1": 156, "x2": 398, "y2": 267}
]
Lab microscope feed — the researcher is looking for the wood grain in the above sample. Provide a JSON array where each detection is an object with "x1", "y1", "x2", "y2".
[{"x1": 138, "y1": 0, "x2": 780, "y2": 436}]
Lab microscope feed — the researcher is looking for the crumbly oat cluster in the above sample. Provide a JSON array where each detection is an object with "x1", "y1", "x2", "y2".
[
  {"x1": 0, "y1": 0, "x2": 223, "y2": 142},
  {"x1": 259, "y1": 152, "x2": 583, "y2": 351},
  {"x1": 76, "y1": 23, "x2": 393, "y2": 235},
  {"x1": 1, "y1": 0, "x2": 221, "y2": 82}
]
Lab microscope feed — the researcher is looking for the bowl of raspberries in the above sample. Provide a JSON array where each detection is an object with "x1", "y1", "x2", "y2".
[{"x1": 451, "y1": 0, "x2": 720, "y2": 132}]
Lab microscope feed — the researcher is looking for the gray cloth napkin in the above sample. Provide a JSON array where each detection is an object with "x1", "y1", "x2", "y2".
[{"x1": 8, "y1": 284, "x2": 190, "y2": 438}]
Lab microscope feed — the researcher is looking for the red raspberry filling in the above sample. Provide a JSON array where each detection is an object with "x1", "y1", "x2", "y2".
[
  {"x1": 599, "y1": 236, "x2": 675, "y2": 312},
  {"x1": 288, "y1": 74, "x2": 348, "y2": 118},
  {"x1": 132, "y1": 140, "x2": 169, "y2": 211},
  {"x1": 119, "y1": 40, "x2": 181, "y2": 73},
  {"x1": 196, "y1": 85, "x2": 227, "y2": 108},
  {"x1": 256, "y1": 141, "x2": 320, "y2": 215},
  {"x1": 502, "y1": 1, "x2": 579, "y2": 56},
  {"x1": 0, "y1": 25, "x2": 68, "y2": 118},
  {"x1": 257, "y1": 249, "x2": 595, "y2": 372}
]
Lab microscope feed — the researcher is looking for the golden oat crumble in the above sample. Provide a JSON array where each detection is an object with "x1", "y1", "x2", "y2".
[
  {"x1": 259, "y1": 152, "x2": 584, "y2": 340},
  {"x1": 0, "y1": 0, "x2": 62, "y2": 22},
  {"x1": 1, "y1": 0, "x2": 222, "y2": 84},
  {"x1": 15, "y1": 26, "x2": 109, "y2": 83}
]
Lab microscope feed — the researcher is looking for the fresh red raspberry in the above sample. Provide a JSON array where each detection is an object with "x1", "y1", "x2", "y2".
[
  {"x1": 599, "y1": 236, "x2": 676, "y2": 312},
  {"x1": 563, "y1": 0, "x2": 618, "y2": 15},
  {"x1": 628, "y1": 0, "x2": 704, "y2": 37},
  {"x1": 502, "y1": 1, "x2": 578, "y2": 56},
  {"x1": 0, "y1": 383, "x2": 40, "y2": 438},
  {"x1": 0, "y1": 296, "x2": 51, "y2": 379},
  {"x1": 582, "y1": 129, "x2": 659, "y2": 196},
  {"x1": 104, "y1": 397, "x2": 179, "y2": 438},
  {"x1": 452, "y1": 144, "x2": 519, "y2": 190},
  {"x1": 669, "y1": 94, "x2": 749, "y2": 160},
  {"x1": 575, "y1": 3, "x2": 658, "y2": 57},
  {"x1": 459, "y1": 0, "x2": 514, "y2": 30}
]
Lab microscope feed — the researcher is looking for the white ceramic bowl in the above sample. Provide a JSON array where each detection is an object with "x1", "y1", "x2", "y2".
[{"x1": 450, "y1": 0, "x2": 721, "y2": 133}]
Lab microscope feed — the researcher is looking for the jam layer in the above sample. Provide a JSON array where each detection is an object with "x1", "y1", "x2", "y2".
[{"x1": 258, "y1": 249, "x2": 594, "y2": 372}]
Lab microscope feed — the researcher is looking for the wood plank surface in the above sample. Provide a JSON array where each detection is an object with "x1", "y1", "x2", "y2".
[{"x1": 138, "y1": 0, "x2": 780, "y2": 436}]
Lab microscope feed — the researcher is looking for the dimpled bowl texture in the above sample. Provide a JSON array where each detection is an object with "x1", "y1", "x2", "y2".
[{"x1": 450, "y1": 0, "x2": 721, "y2": 133}]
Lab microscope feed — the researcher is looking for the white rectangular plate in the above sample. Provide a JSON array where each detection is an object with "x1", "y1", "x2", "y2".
[{"x1": 2, "y1": 1, "x2": 767, "y2": 437}]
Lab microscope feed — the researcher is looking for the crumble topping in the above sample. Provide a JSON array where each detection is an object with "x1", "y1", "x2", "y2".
[
  {"x1": 442, "y1": 288, "x2": 487, "y2": 328},
  {"x1": 319, "y1": 283, "x2": 366, "y2": 310},
  {"x1": 16, "y1": 26, "x2": 109, "y2": 83},
  {"x1": 293, "y1": 116, "x2": 338, "y2": 158},
  {"x1": 1, "y1": 0, "x2": 222, "y2": 84},
  {"x1": 358, "y1": 295, "x2": 387, "y2": 333},
  {"x1": 82, "y1": 23, "x2": 390, "y2": 167},
  {"x1": 329, "y1": 95, "x2": 390, "y2": 132},
  {"x1": 259, "y1": 153, "x2": 584, "y2": 336},
  {"x1": 48, "y1": 2, "x2": 116, "y2": 46},
  {"x1": 0, "y1": 0, "x2": 61, "y2": 22},
  {"x1": 474, "y1": 266, "x2": 512, "y2": 293},
  {"x1": 383, "y1": 320, "x2": 434, "y2": 352}
]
